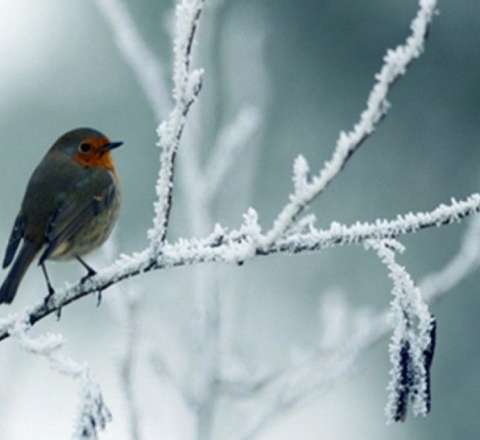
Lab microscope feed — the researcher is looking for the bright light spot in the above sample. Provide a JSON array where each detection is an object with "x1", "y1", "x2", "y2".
[{"x1": 0, "y1": 1, "x2": 58, "y2": 88}]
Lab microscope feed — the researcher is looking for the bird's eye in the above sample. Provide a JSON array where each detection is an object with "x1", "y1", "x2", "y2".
[{"x1": 79, "y1": 143, "x2": 92, "y2": 153}]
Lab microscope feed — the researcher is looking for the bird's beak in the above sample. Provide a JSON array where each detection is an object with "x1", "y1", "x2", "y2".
[{"x1": 107, "y1": 141, "x2": 124, "y2": 151}]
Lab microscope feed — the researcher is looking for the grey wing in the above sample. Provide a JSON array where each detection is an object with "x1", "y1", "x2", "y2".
[
  {"x1": 39, "y1": 171, "x2": 116, "y2": 264},
  {"x1": 2, "y1": 215, "x2": 25, "y2": 268}
]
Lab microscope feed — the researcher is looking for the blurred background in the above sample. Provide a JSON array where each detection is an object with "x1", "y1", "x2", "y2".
[{"x1": 0, "y1": 0, "x2": 479, "y2": 439}]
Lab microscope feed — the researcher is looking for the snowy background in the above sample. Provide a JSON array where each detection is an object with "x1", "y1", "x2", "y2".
[{"x1": 0, "y1": 0, "x2": 480, "y2": 439}]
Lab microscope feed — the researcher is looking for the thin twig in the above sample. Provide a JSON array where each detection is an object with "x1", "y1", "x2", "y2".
[
  {"x1": 237, "y1": 217, "x2": 480, "y2": 440},
  {"x1": 149, "y1": 0, "x2": 206, "y2": 250},
  {"x1": 260, "y1": 0, "x2": 438, "y2": 248},
  {"x1": 10, "y1": 317, "x2": 111, "y2": 439}
]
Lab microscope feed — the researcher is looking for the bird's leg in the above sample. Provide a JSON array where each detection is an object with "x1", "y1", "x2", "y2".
[
  {"x1": 76, "y1": 256, "x2": 103, "y2": 306},
  {"x1": 41, "y1": 262, "x2": 55, "y2": 305},
  {"x1": 41, "y1": 264, "x2": 63, "y2": 320},
  {"x1": 76, "y1": 255, "x2": 97, "y2": 284}
]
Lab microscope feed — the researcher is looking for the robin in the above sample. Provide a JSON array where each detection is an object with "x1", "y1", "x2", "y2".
[{"x1": 0, "y1": 128, "x2": 123, "y2": 305}]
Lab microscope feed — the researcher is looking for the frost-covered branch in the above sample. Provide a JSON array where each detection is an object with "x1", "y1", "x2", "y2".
[
  {"x1": 274, "y1": 194, "x2": 480, "y2": 253},
  {"x1": 10, "y1": 317, "x2": 111, "y2": 439},
  {"x1": 95, "y1": 1, "x2": 265, "y2": 437},
  {"x1": 1, "y1": 1, "x2": 476, "y2": 436},
  {"x1": 260, "y1": 0, "x2": 438, "y2": 248},
  {"x1": 237, "y1": 217, "x2": 480, "y2": 439},
  {"x1": 95, "y1": 0, "x2": 170, "y2": 119},
  {"x1": 0, "y1": 193, "x2": 479, "y2": 343},
  {"x1": 148, "y1": 0, "x2": 205, "y2": 250},
  {"x1": 155, "y1": 4, "x2": 266, "y2": 437},
  {"x1": 365, "y1": 239, "x2": 435, "y2": 423}
]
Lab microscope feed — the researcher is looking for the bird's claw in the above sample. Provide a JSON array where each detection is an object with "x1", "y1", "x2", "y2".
[
  {"x1": 43, "y1": 286, "x2": 55, "y2": 308},
  {"x1": 80, "y1": 269, "x2": 97, "y2": 285},
  {"x1": 96, "y1": 290, "x2": 103, "y2": 307},
  {"x1": 56, "y1": 305, "x2": 63, "y2": 321}
]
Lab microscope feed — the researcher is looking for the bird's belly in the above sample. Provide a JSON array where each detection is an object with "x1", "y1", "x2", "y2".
[{"x1": 49, "y1": 194, "x2": 120, "y2": 260}]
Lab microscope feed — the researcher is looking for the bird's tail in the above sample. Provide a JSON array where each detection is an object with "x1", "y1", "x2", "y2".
[{"x1": 0, "y1": 240, "x2": 39, "y2": 304}]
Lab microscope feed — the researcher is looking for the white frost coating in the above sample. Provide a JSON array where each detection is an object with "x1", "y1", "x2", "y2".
[
  {"x1": 240, "y1": 208, "x2": 262, "y2": 242},
  {"x1": 0, "y1": 0, "x2": 463, "y2": 436},
  {"x1": 276, "y1": 193, "x2": 480, "y2": 252},
  {"x1": 237, "y1": 215, "x2": 480, "y2": 440},
  {"x1": 11, "y1": 317, "x2": 111, "y2": 439},
  {"x1": 73, "y1": 373, "x2": 112, "y2": 440},
  {"x1": 172, "y1": 0, "x2": 204, "y2": 100},
  {"x1": 366, "y1": 239, "x2": 434, "y2": 423},
  {"x1": 148, "y1": 0, "x2": 205, "y2": 250},
  {"x1": 0, "y1": 191, "x2": 478, "y2": 345},
  {"x1": 94, "y1": 0, "x2": 170, "y2": 119},
  {"x1": 286, "y1": 213, "x2": 317, "y2": 236},
  {"x1": 292, "y1": 155, "x2": 310, "y2": 196},
  {"x1": 145, "y1": 6, "x2": 265, "y2": 433},
  {"x1": 260, "y1": 0, "x2": 438, "y2": 248}
]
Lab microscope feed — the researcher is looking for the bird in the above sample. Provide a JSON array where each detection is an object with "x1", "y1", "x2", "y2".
[{"x1": 0, "y1": 127, "x2": 123, "y2": 305}]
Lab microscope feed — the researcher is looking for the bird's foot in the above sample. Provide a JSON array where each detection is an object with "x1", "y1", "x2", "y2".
[
  {"x1": 76, "y1": 256, "x2": 97, "y2": 285},
  {"x1": 80, "y1": 268, "x2": 97, "y2": 285},
  {"x1": 42, "y1": 285, "x2": 63, "y2": 321},
  {"x1": 43, "y1": 285, "x2": 55, "y2": 308}
]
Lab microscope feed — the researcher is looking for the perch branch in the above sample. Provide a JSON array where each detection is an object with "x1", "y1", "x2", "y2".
[{"x1": 0, "y1": 193, "x2": 479, "y2": 342}]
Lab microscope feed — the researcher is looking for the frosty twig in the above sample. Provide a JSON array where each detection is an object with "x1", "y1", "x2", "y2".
[
  {"x1": 237, "y1": 217, "x2": 480, "y2": 439},
  {"x1": 260, "y1": 0, "x2": 438, "y2": 248},
  {"x1": 366, "y1": 239, "x2": 435, "y2": 423},
  {"x1": 1, "y1": 192, "x2": 479, "y2": 343},
  {"x1": 11, "y1": 317, "x2": 111, "y2": 439},
  {"x1": 149, "y1": 0, "x2": 206, "y2": 250}
]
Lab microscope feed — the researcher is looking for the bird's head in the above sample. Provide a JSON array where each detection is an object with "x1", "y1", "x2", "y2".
[{"x1": 52, "y1": 127, "x2": 123, "y2": 173}]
